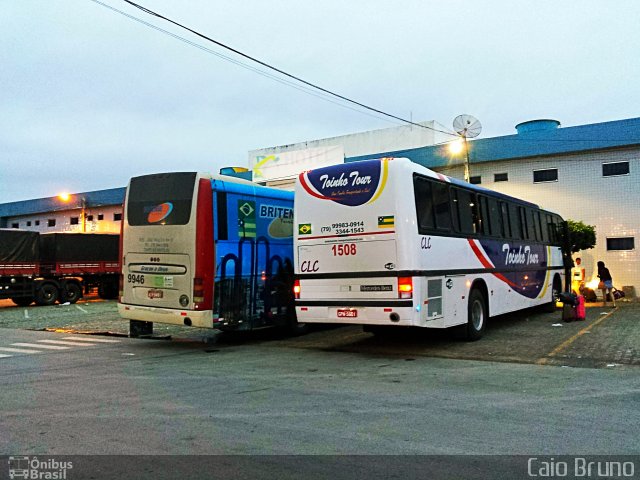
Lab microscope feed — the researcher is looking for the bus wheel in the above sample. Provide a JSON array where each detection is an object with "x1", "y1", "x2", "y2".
[
  {"x1": 466, "y1": 289, "x2": 487, "y2": 341},
  {"x1": 545, "y1": 277, "x2": 562, "y2": 313},
  {"x1": 35, "y1": 283, "x2": 59, "y2": 306},
  {"x1": 61, "y1": 283, "x2": 82, "y2": 304},
  {"x1": 11, "y1": 297, "x2": 33, "y2": 307}
]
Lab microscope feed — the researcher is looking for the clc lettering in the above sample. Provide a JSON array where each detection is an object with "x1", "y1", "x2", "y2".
[{"x1": 300, "y1": 260, "x2": 319, "y2": 272}]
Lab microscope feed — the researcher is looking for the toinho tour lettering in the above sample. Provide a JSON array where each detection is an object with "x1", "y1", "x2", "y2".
[
  {"x1": 502, "y1": 244, "x2": 539, "y2": 265},
  {"x1": 319, "y1": 171, "x2": 372, "y2": 189}
]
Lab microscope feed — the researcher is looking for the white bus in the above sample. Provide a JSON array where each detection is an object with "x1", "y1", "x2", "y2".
[
  {"x1": 118, "y1": 172, "x2": 297, "y2": 336},
  {"x1": 293, "y1": 157, "x2": 565, "y2": 340}
]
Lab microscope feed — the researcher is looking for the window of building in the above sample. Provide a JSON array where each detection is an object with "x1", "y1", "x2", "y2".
[
  {"x1": 494, "y1": 173, "x2": 508, "y2": 182},
  {"x1": 70, "y1": 217, "x2": 79, "y2": 225},
  {"x1": 533, "y1": 168, "x2": 558, "y2": 183},
  {"x1": 113, "y1": 213, "x2": 122, "y2": 221},
  {"x1": 469, "y1": 175, "x2": 482, "y2": 185},
  {"x1": 87, "y1": 215, "x2": 94, "y2": 221},
  {"x1": 602, "y1": 161, "x2": 629, "y2": 177},
  {"x1": 606, "y1": 237, "x2": 635, "y2": 251},
  {"x1": 11, "y1": 222, "x2": 19, "y2": 229},
  {"x1": 26, "y1": 221, "x2": 32, "y2": 227},
  {"x1": 97, "y1": 214, "x2": 104, "y2": 221},
  {"x1": 35, "y1": 220, "x2": 40, "y2": 226},
  {"x1": 48, "y1": 219, "x2": 56, "y2": 227}
]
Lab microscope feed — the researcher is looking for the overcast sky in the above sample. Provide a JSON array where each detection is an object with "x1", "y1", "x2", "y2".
[{"x1": 2, "y1": 0, "x2": 639, "y2": 203}]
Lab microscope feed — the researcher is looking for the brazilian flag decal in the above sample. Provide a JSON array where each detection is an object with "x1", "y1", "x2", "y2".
[
  {"x1": 378, "y1": 215, "x2": 394, "y2": 228},
  {"x1": 238, "y1": 200, "x2": 256, "y2": 237},
  {"x1": 298, "y1": 223, "x2": 312, "y2": 235}
]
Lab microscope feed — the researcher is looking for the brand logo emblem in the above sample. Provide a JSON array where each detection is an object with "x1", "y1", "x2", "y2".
[
  {"x1": 147, "y1": 202, "x2": 174, "y2": 223},
  {"x1": 299, "y1": 159, "x2": 389, "y2": 207}
]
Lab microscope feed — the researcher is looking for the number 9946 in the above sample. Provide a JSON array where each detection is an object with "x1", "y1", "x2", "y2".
[{"x1": 127, "y1": 274, "x2": 145, "y2": 284}]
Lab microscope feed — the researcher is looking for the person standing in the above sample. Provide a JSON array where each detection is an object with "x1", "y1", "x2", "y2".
[
  {"x1": 571, "y1": 257, "x2": 586, "y2": 294},
  {"x1": 597, "y1": 261, "x2": 616, "y2": 307}
]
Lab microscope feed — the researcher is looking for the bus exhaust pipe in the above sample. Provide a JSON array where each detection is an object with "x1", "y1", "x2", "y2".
[
  {"x1": 389, "y1": 312, "x2": 400, "y2": 323},
  {"x1": 184, "y1": 317, "x2": 192, "y2": 326}
]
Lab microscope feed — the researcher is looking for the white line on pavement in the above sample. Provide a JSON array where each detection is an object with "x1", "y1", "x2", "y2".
[
  {"x1": 75, "y1": 305, "x2": 89, "y2": 313},
  {"x1": 61, "y1": 337, "x2": 121, "y2": 343},
  {"x1": 0, "y1": 354, "x2": 13, "y2": 359},
  {"x1": 24, "y1": 309, "x2": 29, "y2": 319},
  {"x1": 11, "y1": 343, "x2": 70, "y2": 350},
  {"x1": 0, "y1": 347, "x2": 43, "y2": 354},
  {"x1": 38, "y1": 339, "x2": 96, "y2": 347}
]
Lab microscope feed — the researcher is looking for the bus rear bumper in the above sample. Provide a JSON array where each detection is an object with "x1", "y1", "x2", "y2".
[
  {"x1": 118, "y1": 303, "x2": 214, "y2": 329},
  {"x1": 295, "y1": 302, "x2": 418, "y2": 327}
]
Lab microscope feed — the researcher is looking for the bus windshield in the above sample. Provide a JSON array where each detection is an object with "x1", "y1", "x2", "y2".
[{"x1": 127, "y1": 172, "x2": 197, "y2": 226}]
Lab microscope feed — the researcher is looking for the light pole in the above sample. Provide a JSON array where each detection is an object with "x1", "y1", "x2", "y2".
[
  {"x1": 448, "y1": 138, "x2": 470, "y2": 182},
  {"x1": 80, "y1": 196, "x2": 86, "y2": 232},
  {"x1": 58, "y1": 193, "x2": 87, "y2": 232}
]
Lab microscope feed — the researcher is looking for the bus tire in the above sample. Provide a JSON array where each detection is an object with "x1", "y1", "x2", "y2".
[
  {"x1": 60, "y1": 282, "x2": 82, "y2": 304},
  {"x1": 544, "y1": 276, "x2": 562, "y2": 313},
  {"x1": 466, "y1": 288, "x2": 487, "y2": 341},
  {"x1": 35, "y1": 283, "x2": 59, "y2": 306},
  {"x1": 11, "y1": 297, "x2": 33, "y2": 307}
]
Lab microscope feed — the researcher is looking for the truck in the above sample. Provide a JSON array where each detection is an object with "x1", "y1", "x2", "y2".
[{"x1": 0, "y1": 229, "x2": 120, "y2": 306}]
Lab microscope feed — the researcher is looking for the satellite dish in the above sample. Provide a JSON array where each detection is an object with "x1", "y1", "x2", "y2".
[{"x1": 453, "y1": 114, "x2": 482, "y2": 139}]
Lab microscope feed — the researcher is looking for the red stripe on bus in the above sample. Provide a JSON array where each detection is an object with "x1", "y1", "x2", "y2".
[
  {"x1": 298, "y1": 173, "x2": 332, "y2": 200},
  {"x1": 300, "y1": 230, "x2": 395, "y2": 240},
  {"x1": 467, "y1": 238, "x2": 517, "y2": 287}
]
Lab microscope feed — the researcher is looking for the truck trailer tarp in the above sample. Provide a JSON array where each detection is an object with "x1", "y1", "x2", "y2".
[
  {"x1": 0, "y1": 229, "x2": 39, "y2": 262},
  {"x1": 39, "y1": 233, "x2": 119, "y2": 262}
]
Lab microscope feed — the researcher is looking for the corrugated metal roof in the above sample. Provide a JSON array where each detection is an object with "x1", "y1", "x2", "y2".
[
  {"x1": 346, "y1": 117, "x2": 640, "y2": 168},
  {"x1": 0, "y1": 187, "x2": 125, "y2": 218}
]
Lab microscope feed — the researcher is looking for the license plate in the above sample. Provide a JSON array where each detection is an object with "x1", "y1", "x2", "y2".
[{"x1": 337, "y1": 309, "x2": 357, "y2": 318}]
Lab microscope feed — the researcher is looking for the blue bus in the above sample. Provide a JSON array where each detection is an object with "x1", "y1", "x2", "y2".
[{"x1": 118, "y1": 172, "x2": 298, "y2": 334}]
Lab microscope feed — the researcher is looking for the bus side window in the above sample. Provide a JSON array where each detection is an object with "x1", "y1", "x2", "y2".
[
  {"x1": 488, "y1": 198, "x2": 503, "y2": 238},
  {"x1": 519, "y1": 207, "x2": 528, "y2": 240},
  {"x1": 509, "y1": 204, "x2": 522, "y2": 239},
  {"x1": 535, "y1": 211, "x2": 545, "y2": 242},
  {"x1": 413, "y1": 176, "x2": 435, "y2": 232},
  {"x1": 451, "y1": 189, "x2": 461, "y2": 232},
  {"x1": 526, "y1": 209, "x2": 538, "y2": 241},
  {"x1": 454, "y1": 188, "x2": 476, "y2": 235},
  {"x1": 216, "y1": 192, "x2": 228, "y2": 241},
  {"x1": 500, "y1": 201, "x2": 511, "y2": 238},
  {"x1": 432, "y1": 181, "x2": 452, "y2": 232},
  {"x1": 546, "y1": 214, "x2": 556, "y2": 244},
  {"x1": 479, "y1": 196, "x2": 490, "y2": 235}
]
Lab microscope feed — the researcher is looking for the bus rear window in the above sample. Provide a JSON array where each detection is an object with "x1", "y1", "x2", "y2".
[{"x1": 127, "y1": 172, "x2": 197, "y2": 226}]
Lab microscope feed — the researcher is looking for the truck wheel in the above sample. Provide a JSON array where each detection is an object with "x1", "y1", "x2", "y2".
[
  {"x1": 11, "y1": 297, "x2": 33, "y2": 307},
  {"x1": 35, "y1": 283, "x2": 59, "y2": 306},
  {"x1": 466, "y1": 288, "x2": 487, "y2": 341},
  {"x1": 61, "y1": 283, "x2": 82, "y2": 304}
]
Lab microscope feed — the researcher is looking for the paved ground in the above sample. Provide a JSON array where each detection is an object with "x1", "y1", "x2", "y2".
[
  {"x1": 0, "y1": 328, "x2": 639, "y2": 457},
  {"x1": 1, "y1": 296, "x2": 637, "y2": 369}
]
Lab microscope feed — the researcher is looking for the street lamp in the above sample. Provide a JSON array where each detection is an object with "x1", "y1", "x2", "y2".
[{"x1": 58, "y1": 193, "x2": 87, "y2": 232}]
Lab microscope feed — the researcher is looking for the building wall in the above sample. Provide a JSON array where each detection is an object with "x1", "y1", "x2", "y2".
[
  {"x1": 5, "y1": 205, "x2": 123, "y2": 234},
  {"x1": 249, "y1": 121, "x2": 442, "y2": 184},
  {"x1": 453, "y1": 147, "x2": 639, "y2": 293}
]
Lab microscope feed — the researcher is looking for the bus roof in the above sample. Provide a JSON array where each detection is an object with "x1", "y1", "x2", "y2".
[{"x1": 365, "y1": 157, "x2": 542, "y2": 210}]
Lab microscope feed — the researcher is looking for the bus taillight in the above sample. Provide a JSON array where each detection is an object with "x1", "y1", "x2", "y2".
[
  {"x1": 118, "y1": 273, "x2": 124, "y2": 302},
  {"x1": 193, "y1": 277, "x2": 204, "y2": 305},
  {"x1": 398, "y1": 277, "x2": 413, "y2": 299},
  {"x1": 293, "y1": 279, "x2": 301, "y2": 299}
]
